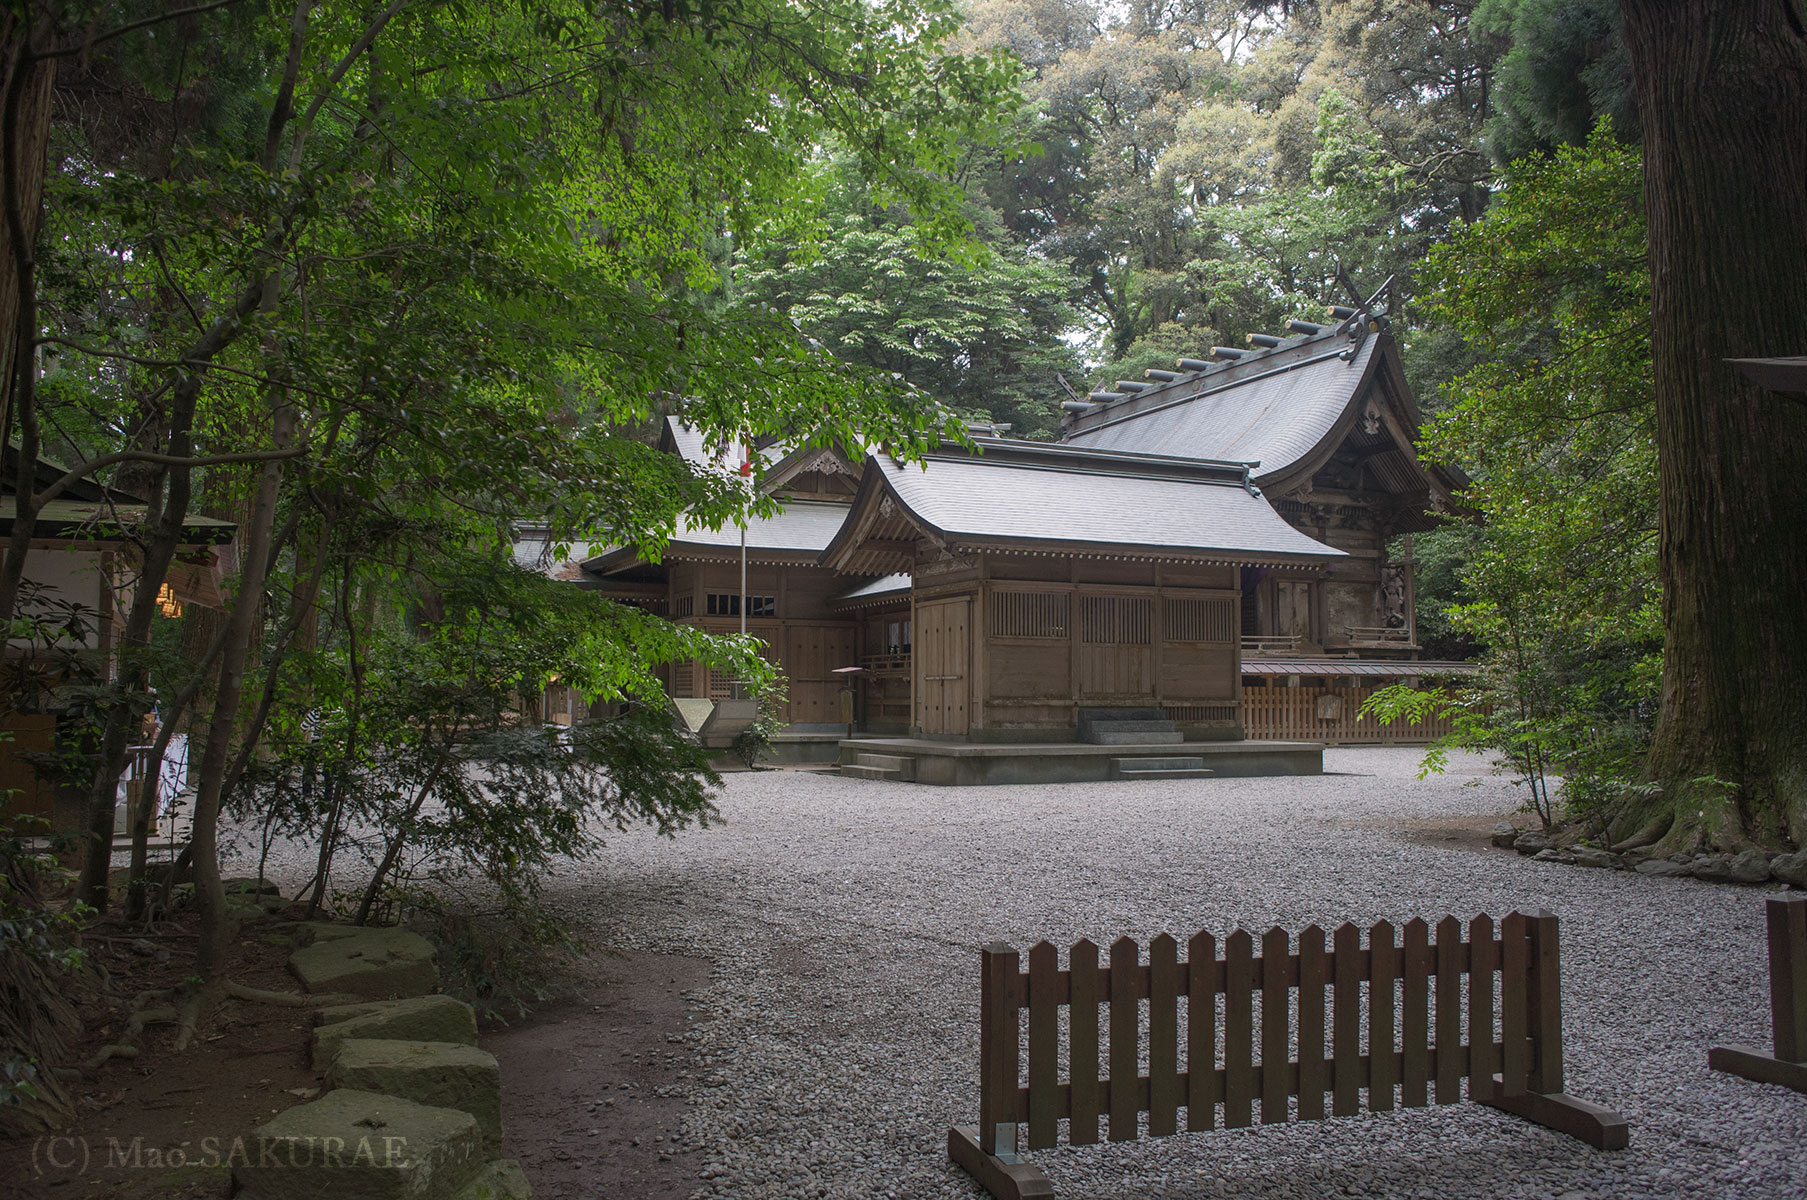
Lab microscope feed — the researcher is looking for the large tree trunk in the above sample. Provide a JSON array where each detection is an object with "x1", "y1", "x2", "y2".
[
  {"x1": 0, "y1": 24, "x2": 56, "y2": 626},
  {"x1": 1616, "y1": 0, "x2": 1807, "y2": 851}
]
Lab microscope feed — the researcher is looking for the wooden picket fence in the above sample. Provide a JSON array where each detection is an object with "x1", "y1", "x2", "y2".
[
  {"x1": 1239, "y1": 686, "x2": 1456, "y2": 744},
  {"x1": 1709, "y1": 894, "x2": 1807, "y2": 1094},
  {"x1": 949, "y1": 911, "x2": 1628, "y2": 1200}
]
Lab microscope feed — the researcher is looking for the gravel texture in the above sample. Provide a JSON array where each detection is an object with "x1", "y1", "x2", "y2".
[{"x1": 251, "y1": 748, "x2": 1807, "y2": 1198}]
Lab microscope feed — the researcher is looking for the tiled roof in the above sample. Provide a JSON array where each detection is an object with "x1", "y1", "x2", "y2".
[
  {"x1": 662, "y1": 417, "x2": 788, "y2": 472},
  {"x1": 828, "y1": 573, "x2": 911, "y2": 608},
  {"x1": 667, "y1": 501, "x2": 849, "y2": 553},
  {"x1": 855, "y1": 440, "x2": 1342, "y2": 564},
  {"x1": 1062, "y1": 330, "x2": 1382, "y2": 481},
  {"x1": 583, "y1": 501, "x2": 851, "y2": 572}
]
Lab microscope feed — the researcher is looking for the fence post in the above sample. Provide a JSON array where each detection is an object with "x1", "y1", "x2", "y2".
[
  {"x1": 1709, "y1": 895, "x2": 1807, "y2": 1096},
  {"x1": 980, "y1": 943, "x2": 1020, "y2": 1157},
  {"x1": 1479, "y1": 912, "x2": 1630, "y2": 1150},
  {"x1": 1527, "y1": 910, "x2": 1564, "y2": 1095},
  {"x1": 1767, "y1": 895, "x2": 1807, "y2": 1064}
]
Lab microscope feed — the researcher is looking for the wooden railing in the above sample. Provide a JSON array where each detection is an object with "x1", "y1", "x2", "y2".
[
  {"x1": 949, "y1": 913, "x2": 1627, "y2": 1200},
  {"x1": 1240, "y1": 635, "x2": 1302, "y2": 655},
  {"x1": 1240, "y1": 686, "x2": 1453, "y2": 744},
  {"x1": 1710, "y1": 895, "x2": 1807, "y2": 1094},
  {"x1": 1340, "y1": 624, "x2": 1414, "y2": 647}
]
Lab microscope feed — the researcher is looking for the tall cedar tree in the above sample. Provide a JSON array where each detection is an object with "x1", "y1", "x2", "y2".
[{"x1": 1616, "y1": 0, "x2": 1807, "y2": 851}]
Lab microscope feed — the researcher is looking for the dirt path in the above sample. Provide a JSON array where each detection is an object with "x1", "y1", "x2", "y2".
[{"x1": 484, "y1": 950, "x2": 710, "y2": 1200}]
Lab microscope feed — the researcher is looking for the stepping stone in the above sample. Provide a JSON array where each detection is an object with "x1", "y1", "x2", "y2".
[
  {"x1": 313, "y1": 996, "x2": 478, "y2": 1071},
  {"x1": 291, "y1": 928, "x2": 439, "y2": 999},
  {"x1": 450, "y1": 1158, "x2": 531, "y2": 1200},
  {"x1": 327, "y1": 1040, "x2": 504, "y2": 1156},
  {"x1": 233, "y1": 1088, "x2": 484, "y2": 1200}
]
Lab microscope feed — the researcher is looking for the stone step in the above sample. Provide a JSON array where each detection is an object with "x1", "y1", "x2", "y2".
[
  {"x1": 326, "y1": 1040, "x2": 505, "y2": 1156},
  {"x1": 1081, "y1": 719, "x2": 1175, "y2": 734},
  {"x1": 1115, "y1": 767, "x2": 1216, "y2": 780},
  {"x1": 290, "y1": 927, "x2": 440, "y2": 1000},
  {"x1": 1111, "y1": 757, "x2": 1207, "y2": 772},
  {"x1": 1088, "y1": 729, "x2": 1185, "y2": 745},
  {"x1": 233, "y1": 1088, "x2": 485, "y2": 1200},
  {"x1": 855, "y1": 753, "x2": 915, "y2": 780},
  {"x1": 312, "y1": 995, "x2": 479, "y2": 1071},
  {"x1": 839, "y1": 764, "x2": 900, "y2": 781}
]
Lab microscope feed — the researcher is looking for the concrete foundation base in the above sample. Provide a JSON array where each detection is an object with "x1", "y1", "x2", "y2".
[{"x1": 836, "y1": 738, "x2": 1322, "y2": 786}]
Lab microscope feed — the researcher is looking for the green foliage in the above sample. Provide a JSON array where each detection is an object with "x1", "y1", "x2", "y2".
[
  {"x1": 237, "y1": 557, "x2": 735, "y2": 923},
  {"x1": 736, "y1": 164, "x2": 1083, "y2": 438},
  {"x1": 14, "y1": 0, "x2": 1027, "y2": 968},
  {"x1": 1401, "y1": 123, "x2": 1658, "y2": 827},
  {"x1": 1475, "y1": 0, "x2": 1638, "y2": 163},
  {"x1": 954, "y1": 0, "x2": 1501, "y2": 390},
  {"x1": 731, "y1": 678, "x2": 790, "y2": 769}
]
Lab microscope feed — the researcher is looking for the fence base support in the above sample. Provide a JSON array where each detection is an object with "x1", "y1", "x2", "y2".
[
  {"x1": 1709, "y1": 1044, "x2": 1807, "y2": 1094},
  {"x1": 1476, "y1": 1079, "x2": 1630, "y2": 1150},
  {"x1": 948, "y1": 1126, "x2": 1055, "y2": 1200}
]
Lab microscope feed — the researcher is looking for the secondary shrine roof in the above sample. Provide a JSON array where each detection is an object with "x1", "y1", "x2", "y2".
[
  {"x1": 584, "y1": 500, "x2": 851, "y2": 572},
  {"x1": 822, "y1": 439, "x2": 1345, "y2": 575},
  {"x1": 1062, "y1": 327, "x2": 1385, "y2": 483}
]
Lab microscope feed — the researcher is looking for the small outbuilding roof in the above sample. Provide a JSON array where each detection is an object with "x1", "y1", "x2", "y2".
[
  {"x1": 1, "y1": 497, "x2": 237, "y2": 545},
  {"x1": 822, "y1": 439, "x2": 1344, "y2": 575},
  {"x1": 585, "y1": 500, "x2": 851, "y2": 572}
]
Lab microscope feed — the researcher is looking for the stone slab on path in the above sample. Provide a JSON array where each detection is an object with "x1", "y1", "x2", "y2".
[
  {"x1": 328, "y1": 1040, "x2": 504, "y2": 1155},
  {"x1": 232, "y1": 1088, "x2": 485, "y2": 1200},
  {"x1": 291, "y1": 927, "x2": 439, "y2": 999},
  {"x1": 314, "y1": 996, "x2": 479, "y2": 1071},
  {"x1": 449, "y1": 1159, "x2": 532, "y2": 1200}
]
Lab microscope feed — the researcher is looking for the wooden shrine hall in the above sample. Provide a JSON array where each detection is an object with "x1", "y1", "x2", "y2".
[{"x1": 569, "y1": 300, "x2": 1472, "y2": 780}]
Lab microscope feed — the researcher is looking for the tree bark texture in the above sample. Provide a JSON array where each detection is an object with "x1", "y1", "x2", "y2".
[
  {"x1": 0, "y1": 19, "x2": 52, "y2": 456},
  {"x1": 1620, "y1": 0, "x2": 1807, "y2": 849}
]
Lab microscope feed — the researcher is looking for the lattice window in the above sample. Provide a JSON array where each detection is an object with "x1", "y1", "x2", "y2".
[
  {"x1": 1080, "y1": 595, "x2": 1153, "y2": 645},
  {"x1": 1164, "y1": 596, "x2": 1236, "y2": 643},
  {"x1": 706, "y1": 593, "x2": 776, "y2": 618},
  {"x1": 990, "y1": 591, "x2": 1069, "y2": 639},
  {"x1": 672, "y1": 595, "x2": 694, "y2": 619},
  {"x1": 671, "y1": 662, "x2": 696, "y2": 696}
]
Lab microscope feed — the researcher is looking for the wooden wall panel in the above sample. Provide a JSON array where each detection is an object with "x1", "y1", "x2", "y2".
[
  {"x1": 1076, "y1": 594, "x2": 1154, "y2": 699},
  {"x1": 1160, "y1": 564, "x2": 1235, "y2": 589},
  {"x1": 988, "y1": 557, "x2": 1073, "y2": 583},
  {"x1": 783, "y1": 624, "x2": 857, "y2": 724},
  {"x1": 1080, "y1": 561, "x2": 1158, "y2": 587},
  {"x1": 989, "y1": 642, "x2": 1071, "y2": 699},
  {"x1": 1159, "y1": 647, "x2": 1235, "y2": 700}
]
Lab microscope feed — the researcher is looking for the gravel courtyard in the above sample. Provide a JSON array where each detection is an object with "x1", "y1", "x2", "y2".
[{"x1": 541, "y1": 749, "x2": 1802, "y2": 1198}]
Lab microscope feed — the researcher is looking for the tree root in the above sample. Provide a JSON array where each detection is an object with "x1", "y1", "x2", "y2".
[
  {"x1": 125, "y1": 1005, "x2": 179, "y2": 1038},
  {"x1": 170, "y1": 990, "x2": 204, "y2": 1052},
  {"x1": 81, "y1": 1045, "x2": 139, "y2": 1072},
  {"x1": 50, "y1": 1044, "x2": 143, "y2": 1080},
  {"x1": 1611, "y1": 808, "x2": 1674, "y2": 853},
  {"x1": 225, "y1": 980, "x2": 362, "y2": 1007}
]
